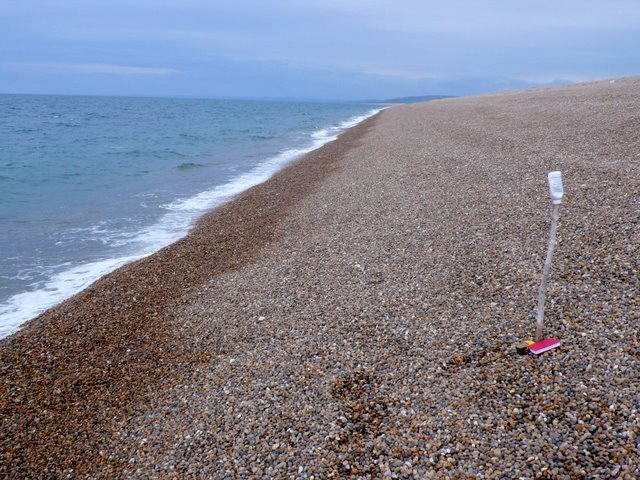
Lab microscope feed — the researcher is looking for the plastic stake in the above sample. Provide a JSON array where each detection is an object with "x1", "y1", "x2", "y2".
[{"x1": 535, "y1": 172, "x2": 563, "y2": 341}]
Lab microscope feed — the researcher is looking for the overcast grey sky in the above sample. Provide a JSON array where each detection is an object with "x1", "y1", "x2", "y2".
[{"x1": 1, "y1": 0, "x2": 639, "y2": 99}]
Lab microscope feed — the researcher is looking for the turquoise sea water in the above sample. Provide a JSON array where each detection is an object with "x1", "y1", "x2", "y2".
[{"x1": 0, "y1": 94, "x2": 380, "y2": 337}]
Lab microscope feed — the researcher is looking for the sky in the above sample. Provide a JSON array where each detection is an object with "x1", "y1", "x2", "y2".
[{"x1": 1, "y1": 0, "x2": 639, "y2": 100}]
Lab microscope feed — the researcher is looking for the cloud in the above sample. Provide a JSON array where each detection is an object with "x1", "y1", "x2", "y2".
[
  {"x1": 0, "y1": 0, "x2": 638, "y2": 97},
  {"x1": 362, "y1": 68, "x2": 445, "y2": 81},
  {"x1": 3, "y1": 62, "x2": 180, "y2": 75},
  {"x1": 517, "y1": 73, "x2": 599, "y2": 85},
  {"x1": 280, "y1": 0, "x2": 640, "y2": 32}
]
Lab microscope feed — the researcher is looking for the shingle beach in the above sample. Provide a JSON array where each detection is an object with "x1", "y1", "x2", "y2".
[{"x1": 1, "y1": 78, "x2": 639, "y2": 479}]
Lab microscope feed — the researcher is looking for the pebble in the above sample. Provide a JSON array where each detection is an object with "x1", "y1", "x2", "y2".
[{"x1": 1, "y1": 78, "x2": 639, "y2": 478}]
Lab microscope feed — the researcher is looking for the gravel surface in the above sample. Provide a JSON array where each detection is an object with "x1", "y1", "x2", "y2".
[{"x1": 2, "y1": 78, "x2": 639, "y2": 479}]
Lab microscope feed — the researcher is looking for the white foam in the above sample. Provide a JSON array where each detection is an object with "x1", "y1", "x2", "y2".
[
  {"x1": 0, "y1": 108, "x2": 383, "y2": 338},
  {"x1": 161, "y1": 146, "x2": 307, "y2": 213},
  {"x1": 0, "y1": 255, "x2": 142, "y2": 338}
]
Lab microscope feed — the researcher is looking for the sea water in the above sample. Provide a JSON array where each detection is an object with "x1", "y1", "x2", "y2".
[{"x1": 0, "y1": 94, "x2": 380, "y2": 337}]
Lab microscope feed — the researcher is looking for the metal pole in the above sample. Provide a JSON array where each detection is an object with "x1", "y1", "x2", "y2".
[{"x1": 535, "y1": 202, "x2": 561, "y2": 341}]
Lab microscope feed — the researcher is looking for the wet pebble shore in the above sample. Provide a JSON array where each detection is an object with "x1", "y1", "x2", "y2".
[{"x1": 2, "y1": 78, "x2": 639, "y2": 479}]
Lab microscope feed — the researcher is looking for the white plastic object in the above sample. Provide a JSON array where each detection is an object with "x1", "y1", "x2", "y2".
[{"x1": 548, "y1": 171, "x2": 564, "y2": 204}]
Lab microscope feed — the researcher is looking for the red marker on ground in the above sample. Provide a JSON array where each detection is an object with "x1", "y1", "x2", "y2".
[{"x1": 528, "y1": 338, "x2": 561, "y2": 355}]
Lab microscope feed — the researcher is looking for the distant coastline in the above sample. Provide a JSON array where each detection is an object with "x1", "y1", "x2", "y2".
[{"x1": 360, "y1": 94, "x2": 456, "y2": 104}]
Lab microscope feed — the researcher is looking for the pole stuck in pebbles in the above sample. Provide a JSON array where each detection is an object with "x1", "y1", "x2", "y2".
[{"x1": 535, "y1": 171, "x2": 564, "y2": 342}]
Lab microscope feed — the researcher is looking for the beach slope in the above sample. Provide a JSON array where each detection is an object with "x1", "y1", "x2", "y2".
[{"x1": 1, "y1": 78, "x2": 639, "y2": 478}]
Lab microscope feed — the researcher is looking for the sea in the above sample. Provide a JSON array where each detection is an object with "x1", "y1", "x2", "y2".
[{"x1": 0, "y1": 94, "x2": 381, "y2": 338}]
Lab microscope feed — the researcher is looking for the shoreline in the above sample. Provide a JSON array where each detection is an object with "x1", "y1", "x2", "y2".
[
  {"x1": 2, "y1": 78, "x2": 639, "y2": 478},
  {"x1": 0, "y1": 107, "x2": 382, "y2": 339}
]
